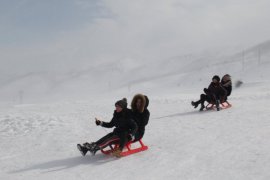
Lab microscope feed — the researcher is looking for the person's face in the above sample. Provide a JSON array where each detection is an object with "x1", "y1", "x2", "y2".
[
  {"x1": 223, "y1": 75, "x2": 230, "y2": 81},
  {"x1": 212, "y1": 79, "x2": 218, "y2": 84},
  {"x1": 115, "y1": 105, "x2": 123, "y2": 113},
  {"x1": 136, "y1": 99, "x2": 142, "y2": 109}
]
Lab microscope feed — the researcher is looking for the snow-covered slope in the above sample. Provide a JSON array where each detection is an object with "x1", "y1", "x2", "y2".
[
  {"x1": 1, "y1": 40, "x2": 270, "y2": 103},
  {"x1": 1, "y1": 41, "x2": 270, "y2": 180},
  {"x1": 1, "y1": 81, "x2": 270, "y2": 180}
]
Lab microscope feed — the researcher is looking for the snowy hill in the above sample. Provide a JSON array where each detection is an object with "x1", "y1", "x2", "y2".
[
  {"x1": 1, "y1": 79, "x2": 270, "y2": 180},
  {"x1": 1, "y1": 40, "x2": 270, "y2": 103},
  {"x1": 1, "y1": 40, "x2": 270, "y2": 180}
]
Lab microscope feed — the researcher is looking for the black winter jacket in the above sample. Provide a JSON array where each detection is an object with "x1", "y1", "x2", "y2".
[
  {"x1": 132, "y1": 109, "x2": 150, "y2": 133},
  {"x1": 221, "y1": 80, "x2": 232, "y2": 96},
  {"x1": 101, "y1": 109, "x2": 138, "y2": 136},
  {"x1": 206, "y1": 82, "x2": 227, "y2": 101}
]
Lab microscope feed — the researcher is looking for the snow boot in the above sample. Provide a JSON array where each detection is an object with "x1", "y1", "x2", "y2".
[
  {"x1": 112, "y1": 147, "x2": 122, "y2": 158},
  {"x1": 85, "y1": 143, "x2": 100, "y2": 155},
  {"x1": 216, "y1": 100, "x2": 220, "y2": 111},
  {"x1": 83, "y1": 142, "x2": 95, "y2": 150},
  {"x1": 90, "y1": 145, "x2": 100, "y2": 155},
  {"x1": 191, "y1": 101, "x2": 199, "y2": 108},
  {"x1": 77, "y1": 144, "x2": 88, "y2": 156},
  {"x1": 199, "y1": 104, "x2": 205, "y2": 111}
]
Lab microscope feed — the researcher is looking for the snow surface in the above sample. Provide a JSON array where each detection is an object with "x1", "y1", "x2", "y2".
[{"x1": 1, "y1": 42, "x2": 270, "y2": 180}]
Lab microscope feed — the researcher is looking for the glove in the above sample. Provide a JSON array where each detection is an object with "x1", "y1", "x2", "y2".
[
  {"x1": 95, "y1": 118, "x2": 102, "y2": 126},
  {"x1": 128, "y1": 134, "x2": 135, "y2": 141},
  {"x1": 203, "y1": 88, "x2": 209, "y2": 94}
]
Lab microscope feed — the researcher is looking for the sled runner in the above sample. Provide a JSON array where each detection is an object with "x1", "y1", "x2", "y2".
[
  {"x1": 101, "y1": 139, "x2": 148, "y2": 157},
  {"x1": 206, "y1": 101, "x2": 232, "y2": 111}
]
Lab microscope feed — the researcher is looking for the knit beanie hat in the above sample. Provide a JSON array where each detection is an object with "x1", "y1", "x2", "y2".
[
  {"x1": 115, "y1": 98, "x2": 128, "y2": 109},
  {"x1": 212, "y1": 75, "x2": 220, "y2": 82}
]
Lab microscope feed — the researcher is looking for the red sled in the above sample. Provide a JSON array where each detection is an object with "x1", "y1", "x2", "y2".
[
  {"x1": 101, "y1": 139, "x2": 148, "y2": 157},
  {"x1": 206, "y1": 101, "x2": 232, "y2": 110}
]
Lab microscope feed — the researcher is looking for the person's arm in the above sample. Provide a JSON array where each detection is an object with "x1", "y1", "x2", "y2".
[
  {"x1": 129, "y1": 119, "x2": 138, "y2": 136},
  {"x1": 101, "y1": 117, "x2": 115, "y2": 128},
  {"x1": 204, "y1": 83, "x2": 214, "y2": 97},
  {"x1": 220, "y1": 85, "x2": 227, "y2": 96},
  {"x1": 222, "y1": 80, "x2": 232, "y2": 87},
  {"x1": 95, "y1": 113, "x2": 115, "y2": 128},
  {"x1": 141, "y1": 110, "x2": 150, "y2": 127},
  {"x1": 227, "y1": 86, "x2": 232, "y2": 96}
]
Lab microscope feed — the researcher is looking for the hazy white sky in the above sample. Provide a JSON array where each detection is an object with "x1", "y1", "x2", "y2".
[{"x1": 1, "y1": 0, "x2": 270, "y2": 74}]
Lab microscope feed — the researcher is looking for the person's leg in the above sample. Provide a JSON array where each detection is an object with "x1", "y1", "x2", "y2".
[
  {"x1": 191, "y1": 95, "x2": 202, "y2": 108},
  {"x1": 94, "y1": 132, "x2": 120, "y2": 149},
  {"x1": 98, "y1": 135, "x2": 120, "y2": 150},
  {"x1": 83, "y1": 132, "x2": 114, "y2": 149},
  {"x1": 85, "y1": 132, "x2": 120, "y2": 155},
  {"x1": 199, "y1": 94, "x2": 207, "y2": 111},
  {"x1": 134, "y1": 131, "x2": 144, "y2": 142},
  {"x1": 214, "y1": 93, "x2": 221, "y2": 111},
  {"x1": 95, "y1": 132, "x2": 114, "y2": 145},
  {"x1": 117, "y1": 132, "x2": 129, "y2": 151},
  {"x1": 223, "y1": 95, "x2": 228, "y2": 102}
]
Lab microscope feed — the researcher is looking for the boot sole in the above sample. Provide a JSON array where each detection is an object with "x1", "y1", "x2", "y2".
[{"x1": 77, "y1": 144, "x2": 86, "y2": 156}]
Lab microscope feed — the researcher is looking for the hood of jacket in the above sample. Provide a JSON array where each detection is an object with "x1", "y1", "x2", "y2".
[{"x1": 131, "y1": 94, "x2": 147, "y2": 113}]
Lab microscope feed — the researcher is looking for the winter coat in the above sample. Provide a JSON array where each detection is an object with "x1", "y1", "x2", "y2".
[
  {"x1": 101, "y1": 109, "x2": 138, "y2": 136},
  {"x1": 206, "y1": 82, "x2": 227, "y2": 102},
  {"x1": 131, "y1": 94, "x2": 150, "y2": 140},
  {"x1": 132, "y1": 108, "x2": 150, "y2": 132},
  {"x1": 221, "y1": 79, "x2": 232, "y2": 97}
]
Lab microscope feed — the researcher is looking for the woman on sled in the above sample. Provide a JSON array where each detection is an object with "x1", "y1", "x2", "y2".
[{"x1": 130, "y1": 94, "x2": 150, "y2": 142}]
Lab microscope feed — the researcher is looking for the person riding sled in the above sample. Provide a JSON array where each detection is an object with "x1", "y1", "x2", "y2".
[
  {"x1": 131, "y1": 94, "x2": 150, "y2": 142},
  {"x1": 97, "y1": 94, "x2": 150, "y2": 156},
  {"x1": 221, "y1": 74, "x2": 232, "y2": 101},
  {"x1": 77, "y1": 98, "x2": 138, "y2": 157},
  {"x1": 191, "y1": 75, "x2": 227, "y2": 111}
]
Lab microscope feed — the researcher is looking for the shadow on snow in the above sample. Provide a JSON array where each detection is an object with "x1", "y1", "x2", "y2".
[
  {"x1": 154, "y1": 109, "x2": 213, "y2": 119},
  {"x1": 10, "y1": 153, "x2": 116, "y2": 174}
]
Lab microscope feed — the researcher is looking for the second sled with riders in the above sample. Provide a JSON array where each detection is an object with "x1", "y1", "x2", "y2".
[{"x1": 191, "y1": 74, "x2": 233, "y2": 111}]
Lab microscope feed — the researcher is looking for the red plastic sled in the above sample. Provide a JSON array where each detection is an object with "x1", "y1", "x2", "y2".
[
  {"x1": 206, "y1": 101, "x2": 232, "y2": 110},
  {"x1": 101, "y1": 139, "x2": 148, "y2": 157}
]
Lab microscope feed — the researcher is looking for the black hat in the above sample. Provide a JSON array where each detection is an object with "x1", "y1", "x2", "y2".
[
  {"x1": 212, "y1": 75, "x2": 220, "y2": 82},
  {"x1": 115, "y1": 98, "x2": 128, "y2": 109}
]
